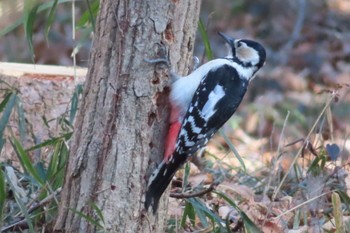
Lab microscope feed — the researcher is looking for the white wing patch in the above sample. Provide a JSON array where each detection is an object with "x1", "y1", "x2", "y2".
[{"x1": 202, "y1": 85, "x2": 225, "y2": 121}]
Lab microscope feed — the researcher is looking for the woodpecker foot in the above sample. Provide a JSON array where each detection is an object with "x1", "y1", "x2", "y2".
[
  {"x1": 145, "y1": 43, "x2": 181, "y2": 83},
  {"x1": 144, "y1": 43, "x2": 171, "y2": 68}
]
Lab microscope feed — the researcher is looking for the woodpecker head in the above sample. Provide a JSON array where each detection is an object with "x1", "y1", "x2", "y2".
[{"x1": 218, "y1": 32, "x2": 266, "y2": 69}]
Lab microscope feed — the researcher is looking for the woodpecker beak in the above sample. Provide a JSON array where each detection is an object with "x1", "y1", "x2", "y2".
[{"x1": 218, "y1": 32, "x2": 235, "y2": 45}]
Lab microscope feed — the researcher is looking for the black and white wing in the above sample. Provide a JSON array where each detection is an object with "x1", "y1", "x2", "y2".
[{"x1": 175, "y1": 64, "x2": 248, "y2": 156}]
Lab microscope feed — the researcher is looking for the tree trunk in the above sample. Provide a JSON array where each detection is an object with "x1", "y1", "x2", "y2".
[{"x1": 54, "y1": 0, "x2": 201, "y2": 232}]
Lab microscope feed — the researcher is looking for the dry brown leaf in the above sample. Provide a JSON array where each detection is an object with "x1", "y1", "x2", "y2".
[
  {"x1": 187, "y1": 173, "x2": 213, "y2": 187},
  {"x1": 287, "y1": 225, "x2": 309, "y2": 233},
  {"x1": 322, "y1": 215, "x2": 350, "y2": 231},
  {"x1": 218, "y1": 182, "x2": 255, "y2": 203}
]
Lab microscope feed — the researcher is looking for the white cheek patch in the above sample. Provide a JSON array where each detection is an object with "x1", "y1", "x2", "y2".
[
  {"x1": 201, "y1": 85, "x2": 225, "y2": 121},
  {"x1": 237, "y1": 43, "x2": 259, "y2": 65}
]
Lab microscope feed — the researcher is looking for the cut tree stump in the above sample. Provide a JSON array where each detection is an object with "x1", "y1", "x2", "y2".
[{"x1": 0, "y1": 62, "x2": 87, "y2": 162}]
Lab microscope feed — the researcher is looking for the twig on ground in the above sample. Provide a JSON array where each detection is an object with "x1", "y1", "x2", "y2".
[
  {"x1": 170, "y1": 182, "x2": 217, "y2": 199},
  {"x1": 273, "y1": 191, "x2": 332, "y2": 220},
  {"x1": 285, "y1": 138, "x2": 319, "y2": 157},
  {"x1": 272, "y1": 93, "x2": 336, "y2": 201},
  {"x1": 262, "y1": 111, "x2": 290, "y2": 227},
  {"x1": 1, "y1": 188, "x2": 62, "y2": 232}
]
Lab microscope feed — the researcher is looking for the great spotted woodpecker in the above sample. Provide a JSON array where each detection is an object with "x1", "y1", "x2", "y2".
[{"x1": 145, "y1": 32, "x2": 266, "y2": 213}]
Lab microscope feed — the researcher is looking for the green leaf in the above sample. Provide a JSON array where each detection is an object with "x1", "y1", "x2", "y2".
[
  {"x1": 42, "y1": 115, "x2": 50, "y2": 129},
  {"x1": 219, "y1": 129, "x2": 247, "y2": 173},
  {"x1": 11, "y1": 137, "x2": 44, "y2": 186},
  {"x1": 0, "y1": 166, "x2": 6, "y2": 220},
  {"x1": 84, "y1": 0, "x2": 97, "y2": 31},
  {"x1": 307, "y1": 156, "x2": 321, "y2": 175},
  {"x1": 16, "y1": 98, "x2": 27, "y2": 144},
  {"x1": 0, "y1": 138, "x2": 5, "y2": 154},
  {"x1": 91, "y1": 202, "x2": 105, "y2": 225},
  {"x1": 0, "y1": 92, "x2": 13, "y2": 112},
  {"x1": 182, "y1": 162, "x2": 190, "y2": 192},
  {"x1": 46, "y1": 140, "x2": 62, "y2": 182},
  {"x1": 336, "y1": 190, "x2": 350, "y2": 209},
  {"x1": 70, "y1": 84, "x2": 83, "y2": 124},
  {"x1": 224, "y1": 210, "x2": 232, "y2": 233},
  {"x1": 23, "y1": 0, "x2": 72, "y2": 59},
  {"x1": 77, "y1": 0, "x2": 99, "y2": 29},
  {"x1": 5, "y1": 170, "x2": 35, "y2": 233},
  {"x1": 0, "y1": 17, "x2": 24, "y2": 37},
  {"x1": 332, "y1": 192, "x2": 344, "y2": 233},
  {"x1": 45, "y1": 0, "x2": 59, "y2": 41},
  {"x1": 187, "y1": 198, "x2": 223, "y2": 230},
  {"x1": 26, "y1": 132, "x2": 72, "y2": 152},
  {"x1": 47, "y1": 139, "x2": 68, "y2": 190},
  {"x1": 181, "y1": 201, "x2": 196, "y2": 227},
  {"x1": 45, "y1": 139, "x2": 69, "y2": 190},
  {"x1": 35, "y1": 161, "x2": 47, "y2": 182},
  {"x1": 192, "y1": 199, "x2": 209, "y2": 227},
  {"x1": 24, "y1": 3, "x2": 42, "y2": 61},
  {"x1": 0, "y1": 92, "x2": 14, "y2": 153},
  {"x1": 69, "y1": 207, "x2": 104, "y2": 229},
  {"x1": 0, "y1": 93, "x2": 17, "y2": 138},
  {"x1": 215, "y1": 191, "x2": 262, "y2": 233},
  {"x1": 241, "y1": 211, "x2": 262, "y2": 233},
  {"x1": 198, "y1": 19, "x2": 213, "y2": 60},
  {"x1": 0, "y1": 0, "x2": 72, "y2": 37},
  {"x1": 292, "y1": 209, "x2": 301, "y2": 229}
]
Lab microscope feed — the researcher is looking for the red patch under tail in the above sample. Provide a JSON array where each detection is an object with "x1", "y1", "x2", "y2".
[{"x1": 164, "y1": 105, "x2": 181, "y2": 161}]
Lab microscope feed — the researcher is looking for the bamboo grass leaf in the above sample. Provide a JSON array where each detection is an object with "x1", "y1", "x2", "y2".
[
  {"x1": 332, "y1": 192, "x2": 344, "y2": 233},
  {"x1": 215, "y1": 191, "x2": 261, "y2": 233},
  {"x1": 26, "y1": 132, "x2": 72, "y2": 152},
  {"x1": 219, "y1": 129, "x2": 246, "y2": 173},
  {"x1": 69, "y1": 208, "x2": 104, "y2": 229},
  {"x1": 0, "y1": 93, "x2": 17, "y2": 139},
  {"x1": 198, "y1": 19, "x2": 213, "y2": 60},
  {"x1": 45, "y1": 0, "x2": 59, "y2": 41},
  {"x1": 25, "y1": 3, "x2": 41, "y2": 61},
  {"x1": 11, "y1": 137, "x2": 44, "y2": 186},
  {"x1": 5, "y1": 171, "x2": 35, "y2": 233},
  {"x1": 0, "y1": 167, "x2": 5, "y2": 220}
]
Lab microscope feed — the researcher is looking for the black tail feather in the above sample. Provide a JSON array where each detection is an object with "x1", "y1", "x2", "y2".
[{"x1": 145, "y1": 154, "x2": 186, "y2": 213}]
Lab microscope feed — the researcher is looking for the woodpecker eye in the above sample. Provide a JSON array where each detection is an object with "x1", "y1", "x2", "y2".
[{"x1": 237, "y1": 42, "x2": 242, "y2": 48}]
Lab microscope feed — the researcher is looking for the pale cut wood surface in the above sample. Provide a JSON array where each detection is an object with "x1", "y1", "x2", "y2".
[{"x1": 0, "y1": 62, "x2": 87, "y2": 77}]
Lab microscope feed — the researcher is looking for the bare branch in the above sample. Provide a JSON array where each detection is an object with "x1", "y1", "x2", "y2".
[{"x1": 170, "y1": 182, "x2": 217, "y2": 199}]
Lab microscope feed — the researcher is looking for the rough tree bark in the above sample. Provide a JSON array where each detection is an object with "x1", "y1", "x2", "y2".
[{"x1": 54, "y1": 0, "x2": 201, "y2": 232}]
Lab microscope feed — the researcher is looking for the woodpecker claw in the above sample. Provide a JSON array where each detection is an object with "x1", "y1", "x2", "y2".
[
  {"x1": 145, "y1": 42, "x2": 180, "y2": 83},
  {"x1": 144, "y1": 58, "x2": 170, "y2": 66},
  {"x1": 144, "y1": 42, "x2": 171, "y2": 68}
]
